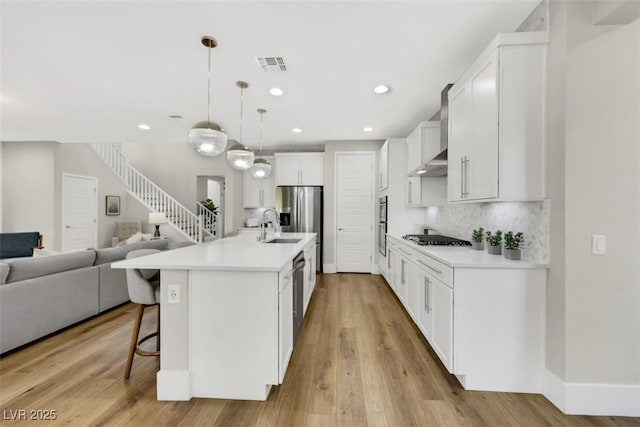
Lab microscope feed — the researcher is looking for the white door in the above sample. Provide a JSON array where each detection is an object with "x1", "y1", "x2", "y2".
[
  {"x1": 336, "y1": 153, "x2": 374, "y2": 273},
  {"x1": 62, "y1": 174, "x2": 97, "y2": 251}
]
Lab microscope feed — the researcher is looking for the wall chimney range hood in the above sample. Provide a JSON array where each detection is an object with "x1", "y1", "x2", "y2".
[{"x1": 410, "y1": 83, "x2": 454, "y2": 177}]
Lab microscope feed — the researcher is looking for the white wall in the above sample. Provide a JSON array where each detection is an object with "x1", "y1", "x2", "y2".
[
  {"x1": 207, "y1": 179, "x2": 221, "y2": 207},
  {"x1": 1, "y1": 142, "x2": 55, "y2": 245},
  {"x1": 563, "y1": 2, "x2": 639, "y2": 386},
  {"x1": 121, "y1": 143, "x2": 244, "y2": 236}
]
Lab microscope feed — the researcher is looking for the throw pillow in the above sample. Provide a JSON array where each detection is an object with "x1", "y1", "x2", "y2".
[{"x1": 126, "y1": 232, "x2": 142, "y2": 245}]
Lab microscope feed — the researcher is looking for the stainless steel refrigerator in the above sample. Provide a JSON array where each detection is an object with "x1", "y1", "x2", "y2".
[{"x1": 276, "y1": 186, "x2": 323, "y2": 272}]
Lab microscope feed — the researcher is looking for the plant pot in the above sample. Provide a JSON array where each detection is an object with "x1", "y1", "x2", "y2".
[
  {"x1": 487, "y1": 244, "x2": 502, "y2": 255},
  {"x1": 504, "y1": 248, "x2": 522, "y2": 260},
  {"x1": 471, "y1": 241, "x2": 484, "y2": 250}
]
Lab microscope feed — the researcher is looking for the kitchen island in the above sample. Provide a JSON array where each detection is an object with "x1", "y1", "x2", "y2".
[{"x1": 112, "y1": 232, "x2": 317, "y2": 401}]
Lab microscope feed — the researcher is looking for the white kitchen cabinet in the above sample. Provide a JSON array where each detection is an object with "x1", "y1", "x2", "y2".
[
  {"x1": 406, "y1": 177, "x2": 422, "y2": 207},
  {"x1": 405, "y1": 122, "x2": 446, "y2": 207},
  {"x1": 243, "y1": 158, "x2": 276, "y2": 208},
  {"x1": 383, "y1": 235, "x2": 546, "y2": 392},
  {"x1": 379, "y1": 141, "x2": 389, "y2": 191},
  {"x1": 447, "y1": 32, "x2": 547, "y2": 202},
  {"x1": 275, "y1": 153, "x2": 324, "y2": 186},
  {"x1": 406, "y1": 121, "x2": 441, "y2": 174},
  {"x1": 303, "y1": 239, "x2": 316, "y2": 315},
  {"x1": 278, "y1": 266, "x2": 293, "y2": 383}
]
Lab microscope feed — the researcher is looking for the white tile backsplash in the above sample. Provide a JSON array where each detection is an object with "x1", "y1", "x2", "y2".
[{"x1": 424, "y1": 201, "x2": 549, "y2": 262}]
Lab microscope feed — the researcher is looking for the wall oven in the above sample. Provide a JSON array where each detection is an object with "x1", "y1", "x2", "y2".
[{"x1": 378, "y1": 196, "x2": 388, "y2": 256}]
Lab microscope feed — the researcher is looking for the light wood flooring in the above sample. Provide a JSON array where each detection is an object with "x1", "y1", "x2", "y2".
[{"x1": 1, "y1": 273, "x2": 637, "y2": 426}]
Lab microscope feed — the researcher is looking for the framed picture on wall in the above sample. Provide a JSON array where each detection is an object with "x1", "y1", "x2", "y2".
[{"x1": 106, "y1": 195, "x2": 120, "y2": 216}]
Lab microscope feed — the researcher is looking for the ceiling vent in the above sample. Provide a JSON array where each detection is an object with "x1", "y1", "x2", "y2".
[{"x1": 255, "y1": 57, "x2": 287, "y2": 72}]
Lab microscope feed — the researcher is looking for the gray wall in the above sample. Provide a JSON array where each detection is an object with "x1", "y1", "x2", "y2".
[
  {"x1": 545, "y1": 0, "x2": 640, "y2": 387},
  {"x1": 1, "y1": 142, "x2": 56, "y2": 244},
  {"x1": 562, "y1": 1, "x2": 639, "y2": 384},
  {"x1": 323, "y1": 140, "x2": 384, "y2": 269},
  {"x1": 53, "y1": 143, "x2": 132, "y2": 250}
]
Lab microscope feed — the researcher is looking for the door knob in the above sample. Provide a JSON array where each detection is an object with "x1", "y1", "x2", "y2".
[{"x1": 338, "y1": 228, "x2": 344, "y2": 231}]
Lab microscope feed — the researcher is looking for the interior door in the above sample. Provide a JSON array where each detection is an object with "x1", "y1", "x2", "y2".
[
  {"x1": 62, "y1": 174, "x2": 97, "y2": 251},
  {"x1": 336, "y1": 153, "x2": 374, "y2": 273}
]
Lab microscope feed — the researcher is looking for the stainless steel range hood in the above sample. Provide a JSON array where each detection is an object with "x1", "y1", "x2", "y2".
[{"x1": 411, "y1": 83, "x2": 453, "y2": 177}]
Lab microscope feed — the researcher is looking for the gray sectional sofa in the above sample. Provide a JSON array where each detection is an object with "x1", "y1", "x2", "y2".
[{"x1": 0, "y1": 239, "x2": 169, "y2": 354}]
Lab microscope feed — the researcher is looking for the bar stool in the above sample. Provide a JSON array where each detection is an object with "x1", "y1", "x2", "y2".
[{"x1": 124, "y1": 249, "x2": 161, "y2": 379}]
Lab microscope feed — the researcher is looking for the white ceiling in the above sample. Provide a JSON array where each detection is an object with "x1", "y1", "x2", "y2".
[{"x1": 1, "y1": 0, "x2": 539, "y2": 149}]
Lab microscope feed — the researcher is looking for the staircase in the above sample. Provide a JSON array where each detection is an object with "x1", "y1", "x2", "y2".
[{"x1": 89, "y1": 143, "x2": 216, "y2": 243}]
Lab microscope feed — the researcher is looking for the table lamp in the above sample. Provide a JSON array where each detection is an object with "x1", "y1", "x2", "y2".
[{"x1": 148, "y1": 212, "x2": 167, "y2": 238}]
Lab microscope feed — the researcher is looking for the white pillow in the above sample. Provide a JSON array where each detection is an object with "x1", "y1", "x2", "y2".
[
  {"x1": 126, "y1": 232, "x2": 142, "y2": 245},
  {"x1": 141, "y1": 233, "x2": 153, "y2": 241}
]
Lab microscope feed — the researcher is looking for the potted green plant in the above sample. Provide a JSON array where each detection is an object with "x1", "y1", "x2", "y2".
[
  {"x1": 485, "y1": 230, "x2": 503, "y2": 255},
  {"x1": 471, "y1": 227, "x2": 485, "y2": 250},
  {"x1": 503, "y1": 231, "x2": 524, "y2": 260},
  {"x1": 200, "y1": 199, "x2": 218, "y2": 216}
]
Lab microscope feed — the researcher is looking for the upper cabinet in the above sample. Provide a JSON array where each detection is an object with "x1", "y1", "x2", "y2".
[
  {"x1": 406, "y1": 121, "x2": 440, "y2": 174},
  {"x1": 379, "y1": 141, "x2": 389, "y2": 191},
  {"x1": 243, "y1": 157, "x2": 276, "y2": 208},
  {"x1": 275, "y1": 153, "x2": 324, "y2": 186},
  {"x1": 447, "y1": 32, "x2": 547, "y2": 203},
  {"x1": 406, "y1": 122, "x2": 446, "y2": 208}
]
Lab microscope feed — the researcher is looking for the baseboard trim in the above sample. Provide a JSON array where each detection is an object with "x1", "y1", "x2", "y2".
[
  {"x1": 157, "y1": 370, "x2": 191, "y2": 401},
  {"x1": 543, "y1": 369, "x2": 565, "y2": 412},
  {"x1": 323, "y1": 264, "x2": 336, "y2": 274},
  {"x1": 543, "y1": 369, "x2": 640, "y2": 416}
]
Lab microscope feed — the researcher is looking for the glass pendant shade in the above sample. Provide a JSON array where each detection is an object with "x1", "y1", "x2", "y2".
[
  {"x1": 227, "y1": 140, "x2": 255, "y2": 171},
  {"x1": 250, "y1": 158, "x2": 272, "y2": 178},
  {"x1": 190, "y1": 121, "x2": 228, "y2": 156},
  {"x1": 191, "y1": 36, "x2": 227, "y2": 157}
]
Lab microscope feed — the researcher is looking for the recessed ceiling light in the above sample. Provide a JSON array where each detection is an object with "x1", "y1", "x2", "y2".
[
  {"x1": 269, "y1": 87, "x2": 284, "y2": 96},
  {"x1": 292, "y1": 128, "x2": 302, "y2": 133},
  {"x1": 374, "y1": 85, "x2": 390, "y2": 94},
  {"x1": 363, "y1": 126, "x2": 373, "y2": 132},
  {"x1": 138, "y1": 124, "x2": 151, "y2": 130}
]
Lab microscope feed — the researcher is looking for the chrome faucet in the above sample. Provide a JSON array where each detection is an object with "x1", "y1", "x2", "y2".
[{"x1": 258, "y1": 208, "x2": 280, "y2": 242}]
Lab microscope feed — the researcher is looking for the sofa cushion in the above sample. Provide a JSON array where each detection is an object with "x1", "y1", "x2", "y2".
[
  {"x1": 0, "y1": 263, "x2": 9, "y2": 285},
  {"x1": 125, "y1": 239, "x2": 169, "y2": 252},
  {"x1": 94, "y1": 247, "x2": 129, "y2": 266},
  {"x1": 0, "y1": 232, "x2": 40, "y2": 259},
  {"x1": 5, "y1": 249, "x2": 96, "y2": 284}
]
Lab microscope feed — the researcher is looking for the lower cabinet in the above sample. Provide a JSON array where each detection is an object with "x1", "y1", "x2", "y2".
[
  {"x1": 278, "y1": 267, "x2": 293, "y2": 383},
  {"x1": 303, "y1": 240, "x2": 316, "y2": 314},
  {"x1": 417, "y1": 271, "x2": 453, "y2": 372},
  {"x1": 384, "y1": 235, "x2": 546, "y2": 393}
]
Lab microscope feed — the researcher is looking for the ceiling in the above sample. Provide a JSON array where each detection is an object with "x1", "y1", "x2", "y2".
[{"x1": 1, "y1": 1, "x2": 539, "y2": 149}]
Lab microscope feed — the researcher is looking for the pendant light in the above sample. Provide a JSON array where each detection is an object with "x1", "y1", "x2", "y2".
[
  {"x1": 227, "y1": 81, "x2": 255, "y2": 170},
  {"x1": 250, "y1": 109, "x2": 272, "y2": 179},
  {"x1": 189, "y1": 36, "x2": 228, "y2": 157}
]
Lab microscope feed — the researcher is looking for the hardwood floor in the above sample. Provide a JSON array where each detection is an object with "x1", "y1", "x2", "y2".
[{"x1": 0, "y1": 273, "x2": 637, "y2": 426}]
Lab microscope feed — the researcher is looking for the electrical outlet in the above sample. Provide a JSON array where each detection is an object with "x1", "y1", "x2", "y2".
[{"x1": 168, "y1": 284, "x2": 180, "y2": 304}]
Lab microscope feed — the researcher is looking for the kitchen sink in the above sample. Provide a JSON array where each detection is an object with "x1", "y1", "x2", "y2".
[{"x1": 265, "y1": 238, "x2": 302, "y2": 244}]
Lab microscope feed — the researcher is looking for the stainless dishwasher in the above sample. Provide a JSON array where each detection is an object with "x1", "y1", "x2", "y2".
[{"x1": 292, "y1": 251, "x2": 305, "y2": 344}]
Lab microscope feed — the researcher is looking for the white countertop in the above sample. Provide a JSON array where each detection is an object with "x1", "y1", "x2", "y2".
[
  {"x1": 387, "y1": 234, "x2": 548, "y2": 269},
  {"x1": 112, "y1": 232, "x2": 316, "y2": 272}
]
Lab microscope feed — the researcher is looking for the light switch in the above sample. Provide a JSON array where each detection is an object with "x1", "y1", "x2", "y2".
[{"x1": 592, "y1": 235, "x2": 606, "y2": 255}]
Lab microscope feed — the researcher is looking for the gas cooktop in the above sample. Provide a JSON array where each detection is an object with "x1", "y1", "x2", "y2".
[{"x1": 402, "y1": 234, "x2": 471, "y2": 247}]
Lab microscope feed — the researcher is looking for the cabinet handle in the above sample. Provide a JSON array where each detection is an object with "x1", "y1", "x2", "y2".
[
  {"x1": 424, "y1": 277, "x2": 428, "y2": 311},
  {"x1": 408, "y1": 180, "x2": 412, "y2": 204},
  {"x1": 427, "y1": 277, "x2": 431, "y2": 313},
  {"x1": 401, "y1": 259, "x2": 405, "y2": 285},
  {"x1": 387, "y1": 249, "x2": 391, "y2": 269},
  {"x1": 463, "y1": 157, "x2": 470, "y2": 197},
  {"x1": 460, "y1": 157, "x2": 465, "y2": 199}
]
